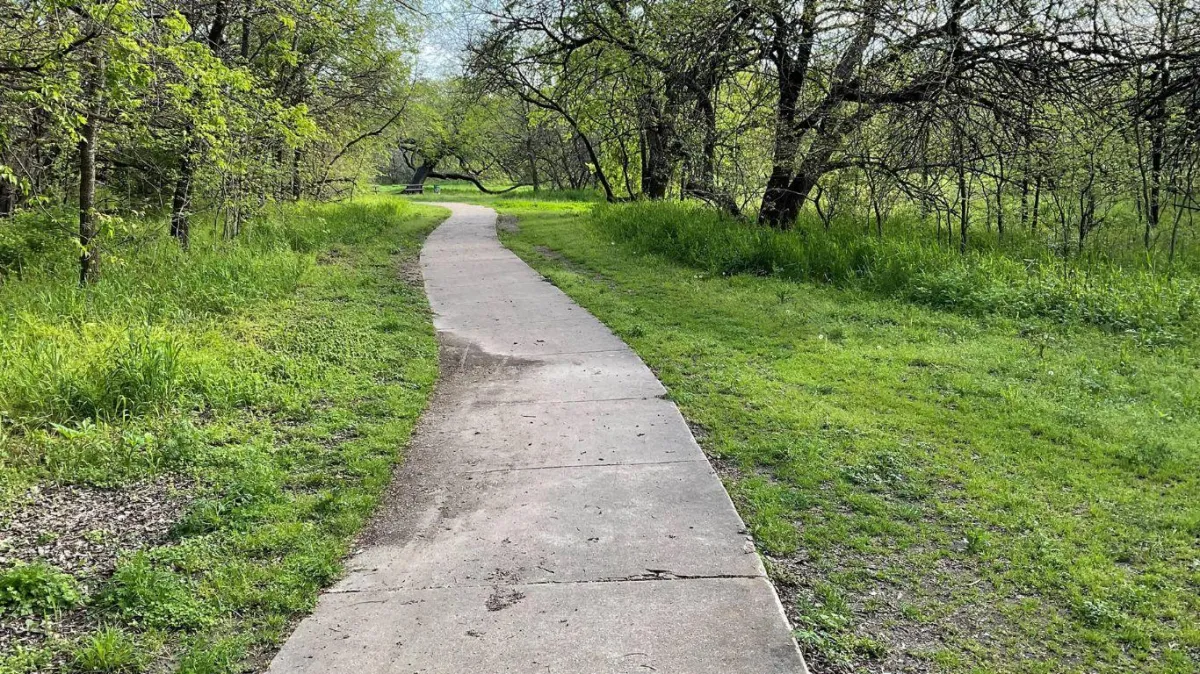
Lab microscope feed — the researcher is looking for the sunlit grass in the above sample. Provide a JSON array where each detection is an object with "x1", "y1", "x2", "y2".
[{"x1": 592, "y1": 201, "x2": 1198, "y2": 344}]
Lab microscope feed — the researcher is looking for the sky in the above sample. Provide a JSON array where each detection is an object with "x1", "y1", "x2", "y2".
[{"x1": 413, "y1": 0, "x2": 491, "y2": 79}]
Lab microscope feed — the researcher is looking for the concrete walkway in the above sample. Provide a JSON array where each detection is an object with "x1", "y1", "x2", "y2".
[{"x1": 268, "y1": 203, "x2": 809, "y2": 673}]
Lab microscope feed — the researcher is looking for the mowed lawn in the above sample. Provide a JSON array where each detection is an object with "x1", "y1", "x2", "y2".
[{"x1": 475, "y1": 195, "x2": 1200, "y2": 674}]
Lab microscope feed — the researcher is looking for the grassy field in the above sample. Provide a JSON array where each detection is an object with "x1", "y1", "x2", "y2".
[
  {"x1": 415, "y1": 185, "x2": 1200, "y2": 673},
  {"x1": 0, "y1": 198, "x2": 445, "y2": 672}
]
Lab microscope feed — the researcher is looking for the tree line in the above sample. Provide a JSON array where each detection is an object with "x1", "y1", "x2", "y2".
[
  {"x1": 399, "y1": 0, "x2": 1199, "y2": 264},
  {"x1": 1, "y1": 0, "x2": 416, "y2": 282}
]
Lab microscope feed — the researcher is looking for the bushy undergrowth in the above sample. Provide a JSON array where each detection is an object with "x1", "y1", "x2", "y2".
[
  {"x1": 593, "y1": 201, "x2": 1198, "y2": 342},
  {"x1": 0, "y1": 201, "x2": 409, "y2": 434}
]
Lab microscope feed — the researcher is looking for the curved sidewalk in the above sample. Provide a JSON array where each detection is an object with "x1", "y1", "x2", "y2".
[{"x1": 268, "y1": 203, "x2": 809, "y2": 673}]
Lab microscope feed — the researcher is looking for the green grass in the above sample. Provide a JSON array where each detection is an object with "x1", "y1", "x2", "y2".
[
  {"x1": 0, "y1": 197, "x2": 445, "y2": 671},
  {"x1": 590, "y1": 201, "x2": 1199, "y2": 344},
  {"x1": 472, "y1": 193, "x2": 1199, "y2": 673}
]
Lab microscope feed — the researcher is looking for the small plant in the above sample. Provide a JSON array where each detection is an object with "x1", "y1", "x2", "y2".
[
  {"x1": 1074, "y1": 597, "x2": 1124, "y2": 628},
  {"x1": 72, "y1": 627, "x2": 143, "y2": 673},
  {"x1": 0, "y1": 561, "x2": 81, "y2": 617},
  {"x1": 965, "y1": 527, "x2": 990, "y2": 555},
  {"x1": 100, "y1": 554, "x2": 211, "y2": 630}
]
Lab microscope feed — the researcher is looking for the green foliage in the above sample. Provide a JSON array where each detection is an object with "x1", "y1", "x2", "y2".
[
  {"x1": 175, "y1": 638, "x2": 245, "y2": 674},
  {"x1": 100, "y1": 553, "x2": 212, "y2": 630},
  {"x1": 71, "y1": 628, "x2": 144, "y2": 673},
  {"x1": 5, "y1": 330, "x2": 184, "y2": 426},
  {"x1": 592, "y1": 201, "x2": 1199, "y2": 342},
  {"x1": 0, "y1": 210, "x2": 73, "y2": 278},
  {"x1": 0, "y1": 562, "x2": 81, "y2": 618},
  {"x1": 2, "y1": 0, "x2": 416, "y2": 239}
]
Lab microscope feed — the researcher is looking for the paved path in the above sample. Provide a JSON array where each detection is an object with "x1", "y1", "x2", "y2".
[{"x1": 268, "y1": 203, "x2": 809, "y2": 673}]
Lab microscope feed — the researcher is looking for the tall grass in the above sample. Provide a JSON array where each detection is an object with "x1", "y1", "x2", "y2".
[
  {"x1": 593, "y1": 201, "x2": 1199, "y2": 342},
  {"x1": 0, "y1": 199, "x2": 420, "y2": 448}
]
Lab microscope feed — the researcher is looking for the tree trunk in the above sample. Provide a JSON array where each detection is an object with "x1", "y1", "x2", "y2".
[
  {"x1": 0, "y1": 178, "x2": 14, "y2": 218},
  {"x1": 1019, "y1": 174, "x2": 1030, "y2": 231},
  {"x1": 764, "y1": 170, "x2": 825, "y2": 230},
  {"x1": 291, "y1": 148, "x2": 302, "y2": 200},
  {"x1": 171, "y1": 154, "x2": 193, "y2": 249},
  {"x1": 957, "y1": 162, "x2": 969, "y2": 254},
  {"x1": 411, "y1": 161, "x2": 433, "y2": 185},
  {"x1": 760, "y1": 1, "x2": 818, "y2": 229},
  {"x1": 640, "y1": 121, "x2": 672, "y2": 200},
  {"x1": 526, "y1": 142, "x2": 540, "y2": 192},
  {"x1": 1168, "y1": 198, "x2": 1187, "y2": 268},
  {"x1": 1079, "y1": 185, "x2": 1095, "y2": 255},
  {"x1": 78, "y1": 56, "x2": 103, "y2": 285},
  {"x1": 208, "y1": 0, "x2": 229, "y2": 51},
  {"x1": 995, "y1": 153, "x2": 1006, "y2": 240},
  {"x1": 1031, "y1": 176, "x2": 1042, "y2": 233},
  {"x1": 1145, "y1": 59, "x2": 1169, "y2": 249},
  {"x1": 759, "y1": 117, "x2": 809, "y2": 227},
  {"x1": 240, "y1": 0, "x2": 253, "y2": 59}
]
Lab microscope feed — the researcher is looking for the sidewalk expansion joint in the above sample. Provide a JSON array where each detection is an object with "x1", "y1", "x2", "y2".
[
  {"x1": 326, "y1": 571, "x2": 768, "y2": 595},
  {"x1": 469, "y1": 393, "x2": 669, "y2": 407},
  {"x1": 458, "y1": 458, "x2": 708, "y2": 475}
]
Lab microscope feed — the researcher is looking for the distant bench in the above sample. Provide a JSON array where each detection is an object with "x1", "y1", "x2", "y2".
[{"x1": 401, "y1": 183, "x2": 425, "y2": 194}]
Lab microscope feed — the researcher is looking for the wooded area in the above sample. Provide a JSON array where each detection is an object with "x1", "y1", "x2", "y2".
[
  {"x1": 2, "y1": 0, "x2": 415, "y2": 280},
  {"x1": 392, "y1": 0, "x2": 1200, "y2": 267},
  {"x1": 5, "y1": 0, "x2": 1199, "y2": 277}
]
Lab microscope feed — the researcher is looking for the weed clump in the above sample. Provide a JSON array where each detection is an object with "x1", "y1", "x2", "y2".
[
  {"x1": 0, "y1": 562, "x2": 81, "y2": 617},
  {"x1": 99, "y1": 554, "x2": 212, "y2": 630},
  {"x1": 71, "y1": 627, "x2": 144, "y2": 673}
]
